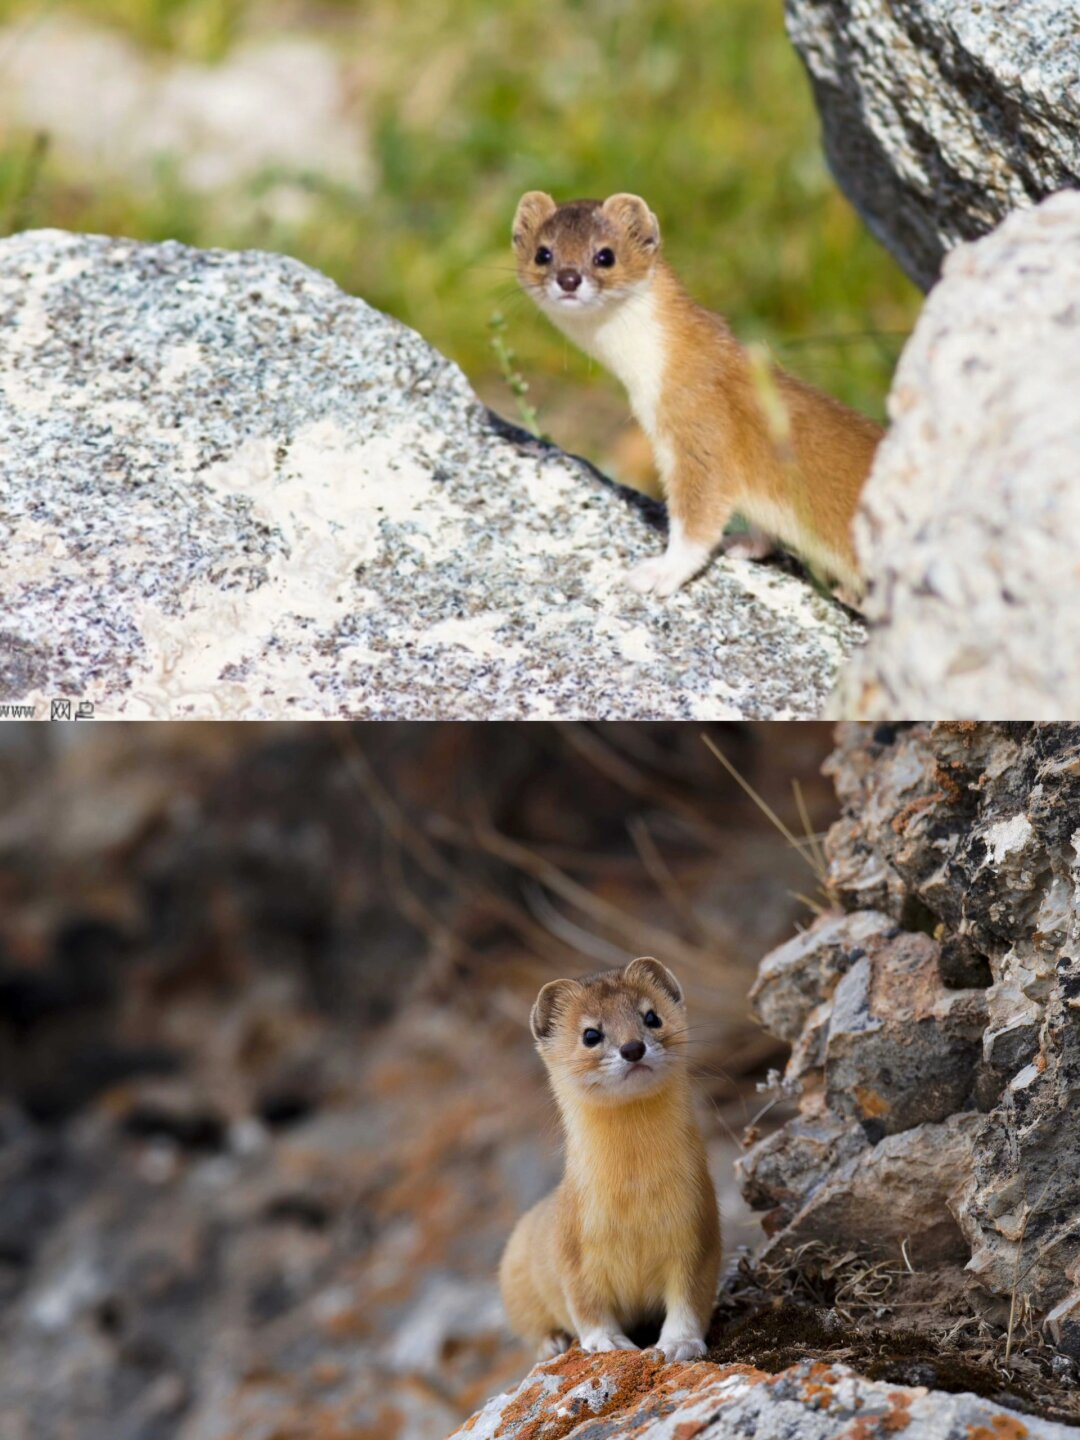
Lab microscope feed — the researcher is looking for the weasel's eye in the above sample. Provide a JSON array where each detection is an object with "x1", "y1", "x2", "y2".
[
  {"x1": 593, "y1": 248, "x2": 616, "y2": 267},
  {"x1": 534, "y1": 246, "x2": 552, "y2": 265},
  {"x1": 643, "y1": 1010, "x2": 662, "y2": 1029},
  {"x1": 582, "y1": 1027, "x2": 603, "y2": 1047}
]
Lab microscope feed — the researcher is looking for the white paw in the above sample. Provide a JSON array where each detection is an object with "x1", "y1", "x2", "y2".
[
  {"x1": 580, "y1": 1331, "x2": 639, "y2": 1353},
  {"x1": 654, "y1": 1337, "x2": 707, "y2": 1364},
  {"x1": 537, "y1": 1333, "x2": 571, "y2": 1361},
  {"x1": 720, "y1": 527, "x2": 776, "y2": 562},
  {"x1": 625, "y1": 555, "x2": 693, "y2": 598}
]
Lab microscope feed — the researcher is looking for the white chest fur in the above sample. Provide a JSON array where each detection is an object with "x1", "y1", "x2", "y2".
[{"x1": 550, "y1": 285, "x2": 668, "y2": 447}]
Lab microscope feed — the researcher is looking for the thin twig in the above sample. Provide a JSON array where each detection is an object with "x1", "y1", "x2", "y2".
[
  {"x1": 701, "y1": 732, "x2": 825, "y2": 885},
  {"x1": 627, "y1": 814, "x2": 726, "y2": 945},
  {"x1": 556, "y1": 723, "x2": 730, "y2": 848},
  {"x1": 521, "y1": 881, "x2": 627, "y2": 966},
  {"x1": 792, "y1": 778, "x2": 828, "y2": 883},
  {"x1": 428, "y1": 813, "x2": 743, "y2": 995}
]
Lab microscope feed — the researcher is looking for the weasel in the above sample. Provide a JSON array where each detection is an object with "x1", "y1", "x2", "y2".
[
  {"x1": 511, "y1": 191, "x2": 883, "y2": 599},
  {"x1": 499, "y1": 957, "x2": 721, "y2": 1364}
]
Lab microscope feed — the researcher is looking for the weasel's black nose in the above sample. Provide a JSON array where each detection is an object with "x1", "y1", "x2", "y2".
[
  {"x1": 556, "y1": 268, "x2": 582, "y2": 292},
  {"x1": 620, "y1": 1040, "x2": 646, "y2": 1062}
]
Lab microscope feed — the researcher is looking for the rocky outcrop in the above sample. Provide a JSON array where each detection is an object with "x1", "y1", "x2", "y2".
[
  {"x1": 784, "y1": 0, "x2": 1080, "y2": 289},
  {"x1": 739, "y1": 723, "x2": 1080, "y2": 1356},
  {"x1": 448, "y1": 1348, "x2": 1076, "y2": 1440},
  {"x1": 835, "y1": 193, "x2": 1080, "y2": 720},
  {"x1": 0, "y1": 230, "x2": 861, "y2": 720}
]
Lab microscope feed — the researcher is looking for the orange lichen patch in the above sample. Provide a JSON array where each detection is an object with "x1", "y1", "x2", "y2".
[
  {"x1": 491, "y1": 1375, "x2": 550, "y2": 1440},
  {"x1": 854, "y1": 1086, "x2": 891, "y2": 1118},
  {"x1": 674, "y1": 1423, "x2": 707, "y2": 1440},
  {"x1": 966, "y1": 1417, "x2": 1030, "y2": 1440},
  {"x1": 933, "y1": 763, "x2": 966, "y2": 804},
  {"x1": 795, "y1": 1362, "x2": 840, "y2": 1410},
  {"x1": 882, "y1": 1393, "x2": 914, "y2": 1432},
  {"x1": 460, "y1": 1352, "x2": 767, "y2": 1440},
  {"x1": 839, "y1": 1390, "x2": 914, "y2": 1438},
  {"x1": 892, "y1": 792, "x2": 945, "y2": 835}
]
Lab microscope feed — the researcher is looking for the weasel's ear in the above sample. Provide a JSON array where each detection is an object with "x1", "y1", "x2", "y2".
[
  {"x1": 531, "y1": 977, "x2": 580, "y2": 1041},
  {"x1": 602, "y1": 193, "x2": 660, "y2": 250},
  {"x1": 624, "y1": 956, "x2": 682, "y2": 1004},
  {"x1": 513, "y1": 191, "x2": 557, "y2": 250}
]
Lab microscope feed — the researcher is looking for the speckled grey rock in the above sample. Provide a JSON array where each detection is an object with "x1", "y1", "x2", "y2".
[
  {"x1": 447, "y1": 1348, "x2": 1077, "y2": 1440},
  {"x1": 785, "y1": 0, "x2": 1080, "y2": 289},
  {"x1": 0, "y1": 230, "x2": 862, "y2": 720},
  {"x1": 740, "y1": 723, "x2": 1080, "y2": 1350},
  {"x1": 835, "y1": 194, "x2": 1080, "y2": 721}
]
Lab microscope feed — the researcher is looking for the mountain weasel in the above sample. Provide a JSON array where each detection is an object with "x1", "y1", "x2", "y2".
[
  {"x1": 512, "y1": 190, "x2": 883, "y2": 599},
  {"x1": 499, "y1": 957, "x2": 721, "y2": 1364}
]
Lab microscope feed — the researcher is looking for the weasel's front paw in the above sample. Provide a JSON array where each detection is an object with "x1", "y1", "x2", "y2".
[
  {"x1": 580, "y1": 1330, "x2": 639, "y2": 1353},
  {"x1": 625, "y1": 555, "x2": 693, "y2": 598},
  {"x1": 720, "y1": 526, "x2": 776, "y2": 563},
  {"x1": 655, "y1": 1337, "x2": 706, "y2": 1363}
]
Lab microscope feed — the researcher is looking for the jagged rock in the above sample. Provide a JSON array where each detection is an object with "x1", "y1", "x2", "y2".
[
  {"x1": 748, "y1": 909, "x2": 896, "y2": 1044},
  {"x1": 0, "y1": 229, "x2": 861, "y2": 721},
  {"x1": 835, "y1": 195, "x2": 1080, "y2": 720},
  {"x1": 784, "y1": 0, "x2": 1080, "y2": 289},
  {"x1": 823, "y1": 932, "x2": 987, "y2": 1135},
  {"x1": 447, "y1": 1348, "x2": 1076, "y2": 1439},
  {"x1": 740, "y1": 722, "x2": 1080, "y2": 1347}
]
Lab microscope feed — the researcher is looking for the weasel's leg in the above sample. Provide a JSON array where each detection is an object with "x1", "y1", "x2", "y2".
[
  {"x1": 654, "y1": 1302, "x2": 708, "y2": 1363},
  {"x1": 537, "y1": 1331, "x2": 572, "y2": 1361},
  {"x1": 653, "y1": 1249, "x2": 719, "y2": 1364},
  {"x1": 565, "y1": 1281, "x2": 639, "y2": 1353},
  {"x1": 719, "y1": 524, "x2": 777, "y2": 563},
  {"x1": 625, "y1": 467, "x2": 735, "y2": 597},
  {"x1": 625, "y1": 516, "x2": 718, "y2": 599},
  {"x1": 577, "y1": 1324, "x2": 639, "y2": 1353}
]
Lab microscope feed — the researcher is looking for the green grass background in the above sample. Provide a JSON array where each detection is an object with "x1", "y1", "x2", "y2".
[{"x1": 0, "y1": 0, "x2": 921, "y2": 475}]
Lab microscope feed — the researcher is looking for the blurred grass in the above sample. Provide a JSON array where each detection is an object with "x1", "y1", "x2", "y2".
[{"x1": 0, "y1": 0, "x2": 921, "y2": 472}]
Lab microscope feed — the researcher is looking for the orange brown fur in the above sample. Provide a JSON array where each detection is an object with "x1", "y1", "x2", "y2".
[
  {"x1": 499, "y1": 958, "x2": 721, "y2": 1364},
  {"x1": 512, "y1": 191, "x2": 882, "y2": 600}
]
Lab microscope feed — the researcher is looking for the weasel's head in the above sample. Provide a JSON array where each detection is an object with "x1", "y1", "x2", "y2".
[
  {"x1": 530, "y1": 956, "x2": 686, "y2": 1106},
  {"x1": 511, "y1": 192, "x2": 661, "y2": 319}
]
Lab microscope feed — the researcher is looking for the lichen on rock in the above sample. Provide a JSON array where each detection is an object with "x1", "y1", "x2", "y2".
[{"x1": 448, "y1": 1346, "x2": 1076, "y2": 1440}]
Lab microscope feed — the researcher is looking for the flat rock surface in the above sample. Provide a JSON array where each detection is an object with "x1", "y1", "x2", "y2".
[
  {"x1": 0, "y1": 230, "x2": 861, "y2": 719},
  {"x1": 448, "y1": 1348, "x2": 1077, "y2": 1439},
  {"x1": 836, "y1": 193, "x2": 1080, "y2": 720},
  {"x1": 785, "y1": 0, "x2": 1080, "y2": 289}
]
